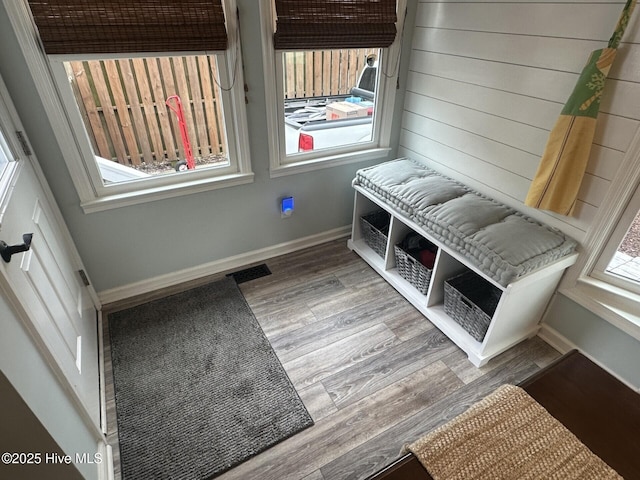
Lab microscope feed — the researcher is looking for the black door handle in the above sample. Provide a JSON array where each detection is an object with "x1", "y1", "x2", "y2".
[{"x1": 0, "y1": 233, "x2": 33, "y2": 263}]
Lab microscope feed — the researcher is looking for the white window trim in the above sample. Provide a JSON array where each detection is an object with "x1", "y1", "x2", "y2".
[
  {"x1": 4, "y1": 0, "x2": 253, "y2": 214},
  {"x1": 259, "y1": 0, "x2": 405, "y2": 177},
  {"x1": 590, "y1": 183, "x2": 640, "y2": 296},
  {"x1": 559, "y1": 124, "x2": 640, "y2": 342},
  {"x1": 0, "y1": 75, "x2": 25, "y2": 229}
]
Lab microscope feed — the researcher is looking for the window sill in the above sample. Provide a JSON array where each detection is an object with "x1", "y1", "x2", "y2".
[
  {"x1": 80, "y1": 171, "x2": 254, "y2": 213},
  {"x1": 560, "y1": 277, "x2": 640, "y2": 342},
  {"x1": 270, "y1": 147, "x2": 391, "y2": 178}
]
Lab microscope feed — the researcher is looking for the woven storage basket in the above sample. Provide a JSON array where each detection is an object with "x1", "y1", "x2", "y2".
[
  {"x1": 444, "y1": 271, "x2": 502, "y2": 342},
  {"x1": 394, "y1": 244, "x2": 433, "y2": 294},
  {"x1": 360, "y1": 210, "x2": 390, "y2": 258}
]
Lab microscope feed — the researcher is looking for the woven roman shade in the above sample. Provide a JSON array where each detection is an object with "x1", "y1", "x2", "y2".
[
  {"x1": 273, "y1": 0, "x2": 397, "y2": 50},
  {"x1": 27, "y1": 0, "x2": 228, "y2": 55}
]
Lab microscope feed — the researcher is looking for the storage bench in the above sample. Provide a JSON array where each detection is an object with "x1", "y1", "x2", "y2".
[{"x1": 348, "y1": 158, "x2": 579, "y2": 366}]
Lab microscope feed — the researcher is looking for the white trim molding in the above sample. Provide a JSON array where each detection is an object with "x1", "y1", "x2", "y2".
[
  {"x1": 269, "y1": 148, "x2": 392, "y2": 178},
  {"x1": 99, "y1": 225, "x2": 352, "y2": 305},
  {"x1": 80, "y1": 171, "x2": 254, "y2": 213},
  {"x1": 562, "y1": 278, "x2": 640, "y2": 342}
]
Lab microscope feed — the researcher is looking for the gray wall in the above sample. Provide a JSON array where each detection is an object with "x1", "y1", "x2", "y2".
[
  {"x1": 544, "y1": 293, "x2": 640, "y2": 388},
  {"x1": 0, "y1": 1, "x2": 416, "y2": 294}
]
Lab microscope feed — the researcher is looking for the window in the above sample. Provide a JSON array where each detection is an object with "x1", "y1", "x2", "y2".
[
  {"x1": 281, "y1": 48, "x2": 380, "y2": 156},
  {"x1": 0, "y1": 75, "x2": 23, "y2": 224},
  {"x1": 261, "y1": 0, "x2": 406, "y2": 176},
  {"x1": 7, "y1": 0, "x2": 252, "y2": 212},
  {"x1": 49, "y1": 53, "x2": 236, "y2": 186},
  {"x1": 0, "y1": 78, "x2": 17, "y2": 179},
  {"x1": 560, "y1": 133, "x2": 640, "y2": 339},
  {"x1": 592, "y1": 188, "x2": 640, "y2": 294},
  {"x1": 0, "y1": 130, "x2": 10, "y2": 179}
]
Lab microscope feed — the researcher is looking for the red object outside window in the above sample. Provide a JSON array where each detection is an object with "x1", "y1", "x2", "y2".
[{"x1": 298, "y1": 133, "x2": 314, "y2": 152}]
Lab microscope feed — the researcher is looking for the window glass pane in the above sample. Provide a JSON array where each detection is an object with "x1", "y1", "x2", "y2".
[
  {"x1": 63, "y1": 55, "x2": 229, "y2": 184},
  {"x1": 605, "y1": 209, "x2": 640, "y2": 285},
  {"x1": 0, "y1": 129, "x2": 12, "y2": 179},
  {"x1": 283, "y1": 49, "x2": 379, "y2": 155}
]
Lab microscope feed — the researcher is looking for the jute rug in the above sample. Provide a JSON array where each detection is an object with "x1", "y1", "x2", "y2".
[
  {"x1": 405, "y1": 384, "x2": 621, "y2": 480},
  {"x1": 108, "y1": 277, "x2": 313, "y2": 480}
]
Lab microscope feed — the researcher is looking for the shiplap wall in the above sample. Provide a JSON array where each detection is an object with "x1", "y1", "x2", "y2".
[{"x1": 398, "y1": 0, "x2": 640, "y2": 242}]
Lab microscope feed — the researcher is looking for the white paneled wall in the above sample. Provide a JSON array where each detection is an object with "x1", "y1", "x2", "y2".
[{"x1": 399, "y1": 0, "x2": 640, "y2": 242}]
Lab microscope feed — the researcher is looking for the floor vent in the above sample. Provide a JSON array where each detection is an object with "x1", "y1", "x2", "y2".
[{"x1": 226, "y1": 264, "x2": 272, "y2": 284}]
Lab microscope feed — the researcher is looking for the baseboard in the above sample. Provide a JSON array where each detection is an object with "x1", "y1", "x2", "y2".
[
  {"x1": 537, "y1": 324, "x2": 574, "y2": 355},
  {"x1": 99, "y1": 442, "x2": 114, "y2": 480},
  {"x1": 97, "y1": 310, "x2": 107, "y2": 435},
  {"x1": 538, "y1": 324, "x2": 640, "y2": 393},
  {"x1": 98, "y1": 225, "x2": 352, "y2": 306}
]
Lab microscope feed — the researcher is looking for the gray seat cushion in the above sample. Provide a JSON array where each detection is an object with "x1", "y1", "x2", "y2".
[
  {"x1": 467, "y1": 214, "x2": 578, "y2": 285},
  {"x1": 353, "y1": 158, "x2": 578, "y2": 286},
  {"x1": 427, "y1": 193, "x2": 514, "y2": 237},
  {"x1": 355, "y1": 159, "x2": 467, "y2": 217}
]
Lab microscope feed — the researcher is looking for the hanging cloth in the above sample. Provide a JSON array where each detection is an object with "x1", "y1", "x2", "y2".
[{"x1": 524, "y1": 0, "x2": 637, "y2": 216}]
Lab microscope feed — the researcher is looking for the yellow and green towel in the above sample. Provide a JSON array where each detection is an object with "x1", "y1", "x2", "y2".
[{"x1": 525, "y1": 0, "x2": 637, "y2": 216}]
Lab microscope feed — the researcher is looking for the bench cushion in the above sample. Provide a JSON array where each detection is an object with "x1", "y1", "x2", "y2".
[
  {"x1": 353, "y1": 158, "x2": 577, "y2": 286},
  {"x1": 355, "y1": 159, "x2": 468, "y2": 217}
]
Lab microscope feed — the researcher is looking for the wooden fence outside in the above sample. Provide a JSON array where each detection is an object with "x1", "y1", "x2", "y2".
[
  {"x1": 67, "y1": 49, "x2": 377, "y2": 167},
  {"x1": 283, "y1": 49, "x2": 378, "y2": 99},
  {"x1": 67, "y1": 56, "x2": 227, "y2": 167}
]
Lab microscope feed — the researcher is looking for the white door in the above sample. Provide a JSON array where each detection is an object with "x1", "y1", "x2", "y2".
[{"x1": 0, "y1": 76, "x2": 100, "y2": 427}]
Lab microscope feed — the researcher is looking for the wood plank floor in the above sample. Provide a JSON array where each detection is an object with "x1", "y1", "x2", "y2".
[{"x1": 102, "y1": 238, "x2": 560, "y2": 480}]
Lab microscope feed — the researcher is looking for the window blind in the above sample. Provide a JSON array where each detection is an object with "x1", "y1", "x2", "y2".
[
  {"x1": 273, "y1": 0, "x2": 397, "y2": 50},
  {"x1": 27, "y1": 0, "x2": 228, "y2": 55}
]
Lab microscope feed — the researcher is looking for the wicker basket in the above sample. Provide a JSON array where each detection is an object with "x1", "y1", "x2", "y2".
[
  {"x1": 394, "y1": 244, "x2": 433, "y2": 294},
  {"x1": 444, "y1": 271, "x2": 502, "y2": 342},
  {"x1": 360, "y1": 211, "x2": 390, "y2": 258}
]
